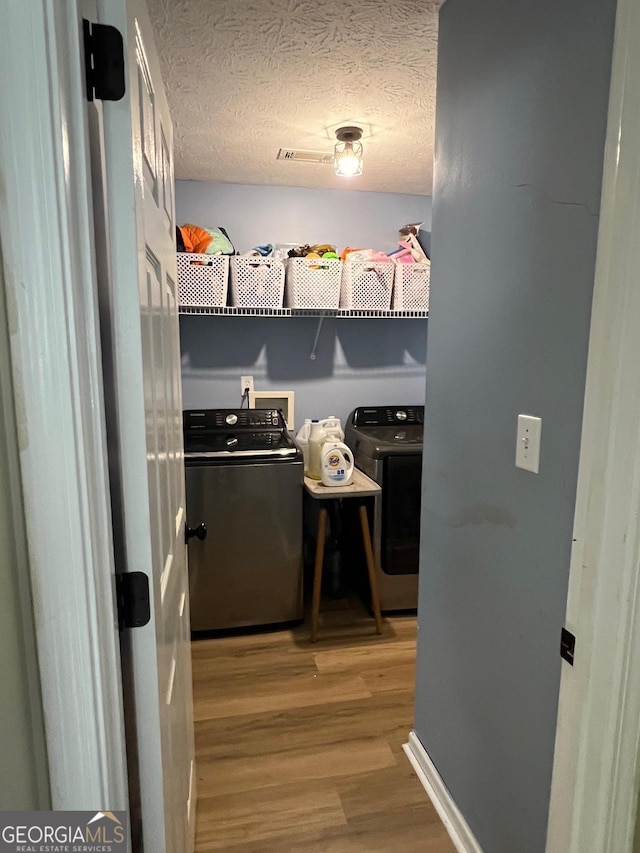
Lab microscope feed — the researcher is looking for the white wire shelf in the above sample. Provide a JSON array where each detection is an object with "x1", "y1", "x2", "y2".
[{"x1": 178, "y1": 306, "x2": 428, "y2": 318}]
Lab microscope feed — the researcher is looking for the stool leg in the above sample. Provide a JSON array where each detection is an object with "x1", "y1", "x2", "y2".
[
  {"x1": 311, "y1": 506, "x2": 328, "y2": 642},
  {"x1": 359, "y1": 503, "x2": 383, "y2": 635}
]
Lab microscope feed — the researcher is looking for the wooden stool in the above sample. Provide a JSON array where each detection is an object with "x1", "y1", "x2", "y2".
[{"x1": 304, "y1": 469, "x2": 383, "y2": 642}]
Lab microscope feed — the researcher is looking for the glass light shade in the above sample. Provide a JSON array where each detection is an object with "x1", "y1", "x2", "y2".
[{"x1": 334, "y1": 140, "x2": 363, "y2": 177}]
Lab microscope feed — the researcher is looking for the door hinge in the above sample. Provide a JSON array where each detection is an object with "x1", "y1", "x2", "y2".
[
  {"x1": 117, "y1": 572, "x2": 151, "y2": 630},
  {"x1": 560, "y1": 627, "x2": 575, "y2": 665},
  {"x1": 83, "y1": 19, "x2": 126, "y2": 102}
]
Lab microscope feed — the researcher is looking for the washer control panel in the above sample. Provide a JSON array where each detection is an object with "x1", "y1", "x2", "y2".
[
  {"x1": 184, "y1": 408, "x2": 284, "y2": 431},
  {"x1": 183, "y1": 408, "x2": 296, "y2": 456},
  {"x1": 350, "y1": 406, "x2": 424, "y2": 427}
]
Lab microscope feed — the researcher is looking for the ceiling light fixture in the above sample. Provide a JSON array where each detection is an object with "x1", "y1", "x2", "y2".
[{"x1": 334, "y1": 126, "x2": 363, "y2": 177}]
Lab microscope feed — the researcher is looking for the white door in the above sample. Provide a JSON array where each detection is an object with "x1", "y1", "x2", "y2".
[{"x1": 84, "y1": 0, "x2": 195, "y2": 850}]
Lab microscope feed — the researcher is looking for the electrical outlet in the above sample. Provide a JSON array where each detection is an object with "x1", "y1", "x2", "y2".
[{"x1": 240, "y1": 375, "x2": 254, "y2": 395}]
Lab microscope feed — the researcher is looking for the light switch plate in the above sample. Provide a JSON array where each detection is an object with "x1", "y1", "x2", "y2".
[{"x1": 516, "y1": 414, "x2": 542, "y2": 473}]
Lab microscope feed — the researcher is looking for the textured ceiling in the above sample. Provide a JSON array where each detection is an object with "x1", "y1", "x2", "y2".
[{"x1": 146, "y1": 0, "x2": 443, "y2": 195}]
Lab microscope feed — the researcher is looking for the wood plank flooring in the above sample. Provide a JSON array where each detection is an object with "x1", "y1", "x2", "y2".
[{"x1": 191, "y1": 598, "x2": 455, "y2": 852}]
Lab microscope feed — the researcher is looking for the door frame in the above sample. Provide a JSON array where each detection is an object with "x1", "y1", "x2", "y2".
[
  {"x1": 546, "y1": 0, "x2": 640, "y2": 849},
  {"x1": 0, "y1": 0, "x2": 128, "y2": 811},
  {"x1": 4, "y1": 0, "x2": 640, "y2": 846}
]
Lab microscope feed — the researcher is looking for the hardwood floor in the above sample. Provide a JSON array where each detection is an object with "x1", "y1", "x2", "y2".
[{"x1": 191, "y1": 598, "x2": 455, "y2": 852}]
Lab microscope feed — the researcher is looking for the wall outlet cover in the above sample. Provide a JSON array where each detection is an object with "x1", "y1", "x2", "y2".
[{"x1": 516, "y1": 414, "x2": 542, "y2": 473}]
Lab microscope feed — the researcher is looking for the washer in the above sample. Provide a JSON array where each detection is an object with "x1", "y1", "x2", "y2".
[
  {"x1": 184, "y1": 408, "x2": 303, "y2": 632},
  {"x1": 345, "y1": 405, "x2": 424, "y2": 611}
]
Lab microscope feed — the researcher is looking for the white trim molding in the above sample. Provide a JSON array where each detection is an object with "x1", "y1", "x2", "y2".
[
  {"x1": 404, "y1": 731, "x2": 483, "y2": 853},
  {"x1": 0, "y1": 253, "x2": 50, "y2": 808},
  {"x1": 0, "y1": 1, "x2": 128, "y2": 810},
  {"x1": 546, "y1": 0, "x2": 640, "y2": 849}
]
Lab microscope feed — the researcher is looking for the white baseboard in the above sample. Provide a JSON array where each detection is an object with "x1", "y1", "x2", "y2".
[{"x1": 403, "y1": 730, "x2": 483, "y2": 853}]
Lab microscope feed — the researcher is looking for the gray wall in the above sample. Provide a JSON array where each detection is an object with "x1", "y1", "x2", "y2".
[
  {"x1": 176, "y1": 181, "x2": 432, "y2": 255},
  {"x1": 177, "y1": 182, "x2": 431, "y2": 425},
  {"x1": 180, "y1": 314, "x2": 427, "y2": 427},
  {"x1": 413, "y1": 2, "x2": 616, "y2": 852}
]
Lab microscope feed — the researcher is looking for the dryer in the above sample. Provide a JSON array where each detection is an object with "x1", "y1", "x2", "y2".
[{"x1": 345, "y1": 406, "x2": 424, "y2": 611}]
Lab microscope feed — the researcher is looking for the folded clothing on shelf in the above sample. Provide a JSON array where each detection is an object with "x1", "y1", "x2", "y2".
[
  {"x1": 342, "y1": 247, "x2": 392, "y2": 263},
  {"x1": 177, "y1": 224, "x2": 235, "y2": 255}
]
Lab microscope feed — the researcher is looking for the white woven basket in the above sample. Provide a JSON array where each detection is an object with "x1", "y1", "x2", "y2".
[
  {"x1": 285, "y1": 258, "x2": 342, "y2": 308},
  {"x1": 392, "y1": 261, "x2": 431, "y2": 311},
  {"x1": 177, "y1": 253, "x2": 229, "y2": 307},
  {"x1": 229, "y1": 257, "x2": 285, "y2": 308},
  {"x1": 340, "y1": 260, "x2": 394, "y2": 310}
]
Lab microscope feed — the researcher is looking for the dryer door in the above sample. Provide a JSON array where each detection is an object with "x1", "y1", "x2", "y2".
[{"x1": 381, "y1": 454, "x2": 422, "y2": 575}]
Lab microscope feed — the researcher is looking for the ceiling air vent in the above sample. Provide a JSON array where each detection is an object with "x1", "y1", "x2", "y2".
[{"x1": 277, "y1": 148, "x2": 333, "y2": 165}]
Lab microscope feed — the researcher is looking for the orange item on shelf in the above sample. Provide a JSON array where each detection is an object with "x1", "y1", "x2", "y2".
[
  {"x1": 340, "y1": 247, "x2": 363, "y2": 261},
  {"x1": 179, "y1": 224, "x2": 212, "y2": 254}
]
